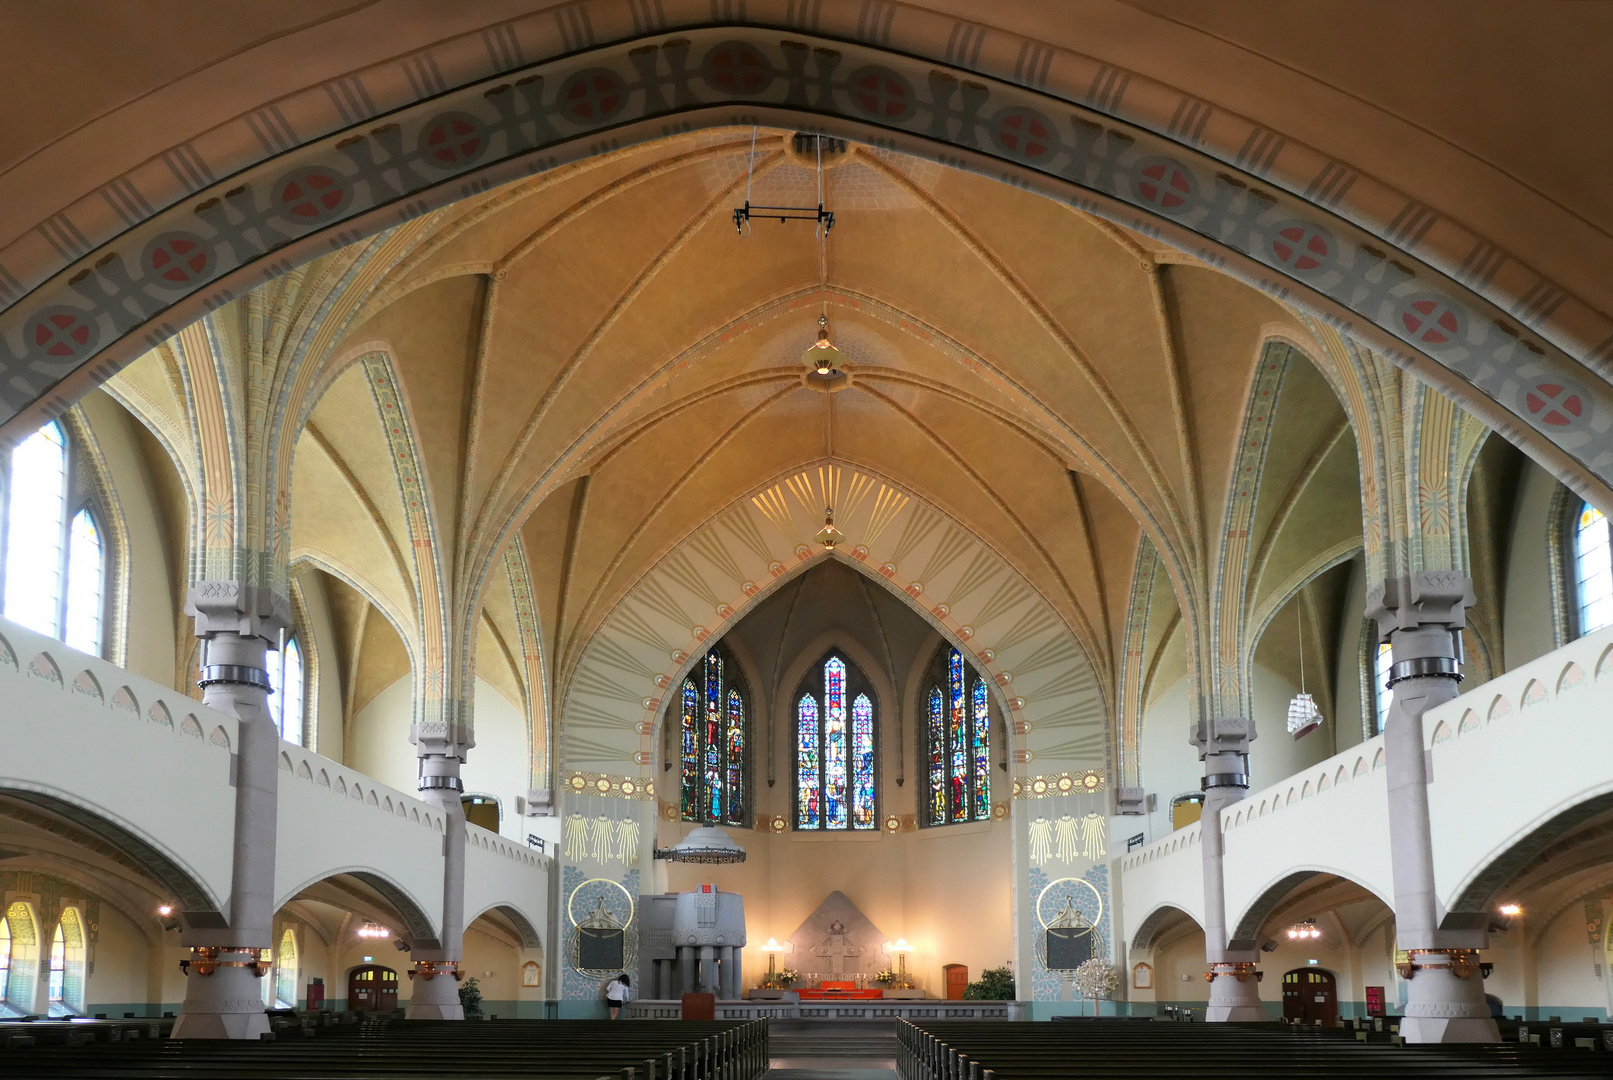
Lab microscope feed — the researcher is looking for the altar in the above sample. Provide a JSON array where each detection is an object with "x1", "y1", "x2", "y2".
[{"x1": 796, "y1": 979, "x2": 884, "y2": 1000}]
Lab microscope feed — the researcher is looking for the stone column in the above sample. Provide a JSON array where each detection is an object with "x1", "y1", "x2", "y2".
[
  {"x1": 408, "y1": 752, "x2": 467, "y2": 1019},
  {"x1": 172, "y1": 582, "x2": 289, "y2": 1040},
  {"x1": 1367, "y1": 572, "x2": 1498, "y2": 1043},
  {"x1": 1190, "y1": 715, "x2": 1265, "y2": 1021},
  {"x1": 679, "y1": 946, "x2": 696, "y2": 993},
  {"x1": 698, "y1": 946, "x2": 717, "y2": 994}
]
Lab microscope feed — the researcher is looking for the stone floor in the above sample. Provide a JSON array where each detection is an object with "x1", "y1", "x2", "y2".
[{"x1": 767, "y1": 1019, "x2": 899, "y2": 1079}]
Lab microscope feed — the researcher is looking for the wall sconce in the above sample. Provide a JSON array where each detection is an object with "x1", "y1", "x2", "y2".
[{"x1": 156, "y1": 904, "x2": 180, "y2": 931}]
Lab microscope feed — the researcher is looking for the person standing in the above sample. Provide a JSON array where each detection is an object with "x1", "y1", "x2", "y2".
[{"x1": 605, "y1": 972, "x2": 632, "y2": 1019}]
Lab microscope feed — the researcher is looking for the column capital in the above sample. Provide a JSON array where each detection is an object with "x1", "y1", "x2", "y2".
[
  {"x1": 1189, "y1": 715, "x2": 1255, "y2": 760},
  {"x1": 1365, "y1": 572, "x2": 1474, "y2": 639},
  {"x1": 186, "y1": 581, "x2": 292, "y2": 641}
]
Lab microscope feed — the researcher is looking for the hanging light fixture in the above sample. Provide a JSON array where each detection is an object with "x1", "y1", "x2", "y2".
[
  {"x1": 1285, "y1": 919, "x2": 1322, "y2": 940},
  {"x1": 653, "y1": 825, "x2": 748, "y2": 864},
  {"x1": 815, "y1": 506, "x2": 844, "y2": 550},
  {"x1": 804, "y1": 314, "x2": 844, "y2": 376},
  {"x1": 357, "y1": 921, "x2": 391, "y2": 939},
  {"x1": 1287, "y1": 600, "x2": 1323, "y2": 739}
]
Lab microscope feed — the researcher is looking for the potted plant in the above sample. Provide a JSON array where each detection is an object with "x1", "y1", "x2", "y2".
[
  {"x1": 458, "y1": 976, "x2": 484, "y2": 1020},
  {"x1": 962, "y1": 966, "x2": 1015, "y2": 1000}
]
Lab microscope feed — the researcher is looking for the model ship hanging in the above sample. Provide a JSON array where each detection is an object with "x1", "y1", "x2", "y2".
[
  {"x1": 1286, "y1": 603, "x2": 1323, "y2": 740},
  {"x1": 733, "y1": 131, "x2": 839, "y2": 235}
]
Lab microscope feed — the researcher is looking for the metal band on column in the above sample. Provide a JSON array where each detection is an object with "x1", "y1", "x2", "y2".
[
  {"x1": 197, "y1": 665, "x2": 272, "y2": 690},
  {"x1": 1386, "y1": 656, "x2": 1462, "y2": 686}
]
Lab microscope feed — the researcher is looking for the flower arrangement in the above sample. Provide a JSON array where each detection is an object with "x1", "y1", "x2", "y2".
[
  {"x1": 873, "y1": 969, "x2": 897, "y2": 986},
  {"x1": 761, "y1": 968, "x2": 799, "y2": 989},
  {"x1": 1072, "y1": 959, "x2": 1120, "y2": 1016}
]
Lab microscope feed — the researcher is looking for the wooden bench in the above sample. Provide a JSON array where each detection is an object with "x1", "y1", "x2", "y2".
[
  {"x1": 0, "y1": 1017, "x2": 770, "y2": 1080},
  {"x1": 898, "y1": 1018, "x2": 1611, "y2": 1079}
]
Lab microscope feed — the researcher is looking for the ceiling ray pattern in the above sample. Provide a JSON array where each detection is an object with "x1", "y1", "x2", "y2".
[{"x1": 561, "y1": 465, "x2": 1106, "y2": 777}]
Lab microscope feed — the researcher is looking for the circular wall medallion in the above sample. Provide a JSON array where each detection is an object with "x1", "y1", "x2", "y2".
[
  {"x1": 567, "y1": 877, "x2": 636, "y2": 930},
  {"x1": 1036, "y1": 876, "x2": 1104, "y2": 932}
]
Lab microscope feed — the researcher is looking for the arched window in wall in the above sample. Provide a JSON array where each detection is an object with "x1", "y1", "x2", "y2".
[
  {"x1": 922, "y1": 644, "x2": 992, "y2": 826},
  {"x1": 1571, "y1": 502, "x2": 1613, "y2": 637},
  {"x1": 0, "y1": 902, "x2": 37, "y2": 1018},
  {"x1": 267, "y1": 637, "x2": 306, "y2": 745},
  {"x1": 50, "y1": 908, "x2": 85, "y2": 1016},
  {"x1": 678, "y1": 644, "x2": 748, "y2": 826},
  {"x1": 0, "y1": 421, "x2": 107, "y2": 655},
  {"x1": 273, "y1": 928, "x2": 298, "y2": 1008},
  {"x1": 0, "y1": 912, "x2": 10, "y2": 1010},
  {"x1": 794, "y1": 652, "x2": 876, "y2": 831},
  {"x1": 1371, "y1": 640, "x2": 1393, "y2": 736}
]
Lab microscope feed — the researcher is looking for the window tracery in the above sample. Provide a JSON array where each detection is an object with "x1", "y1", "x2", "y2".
[
  {"x1": 679, "y1": 644, "x2": 748, "y2": 827},
  {"x1": 922, "y1": 644, "x2": 992, "y2": 826},
  {"x1": 795, "y1": 652, "x2": 876, "y2": 830}
]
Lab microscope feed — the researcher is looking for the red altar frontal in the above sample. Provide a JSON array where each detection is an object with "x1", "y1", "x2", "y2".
[{"x1": 796, "y1": 981, "x2": 884, "y2": 1000}]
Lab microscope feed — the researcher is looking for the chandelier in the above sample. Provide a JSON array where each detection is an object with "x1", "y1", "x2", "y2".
[
  {"x1": 653, "y1": 825, "x2": 748, "y2": 864},
  {"x1": 1285, "y1": 919, "x2": 1322, "y2": 940},
  {"x1": 357, "y1": 921, "x2": 391, "y2": 939}
]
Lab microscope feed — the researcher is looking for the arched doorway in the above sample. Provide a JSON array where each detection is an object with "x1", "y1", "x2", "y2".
[
  {"x1": 348, "y1": 965, "x2": 398, "y2": 1012},
  {"x1": 1282, "y1": 968, "x2": 1337, "y2": 1025}
]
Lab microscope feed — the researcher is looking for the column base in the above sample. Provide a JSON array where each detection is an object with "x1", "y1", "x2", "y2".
[
  {"x1": 405, "y1": 960, "x2": 465, "y2": 1020},
  {"x1": 171, "y1": 950, "x2": 269, "y2": 1040},
  {"x1": 1399, "y1": 952, "x2": 1498, "y2": 1043},
  {"x1": 1204, "y1": 963, "x2": 1266, "y2": 1023}
]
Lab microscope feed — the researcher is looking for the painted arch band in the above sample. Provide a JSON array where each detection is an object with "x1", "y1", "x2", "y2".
[{"x1": 0, "y1": 28, "x2": 1604, "y2": 501}]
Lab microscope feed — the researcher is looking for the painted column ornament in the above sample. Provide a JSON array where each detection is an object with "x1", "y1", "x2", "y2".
[
  {"x1": 1189, "y1": 714, "x2": 1265, "y2": 1021},
  {"x1": 1367, "y1": 571, "x2": 1499, "y2": 1043},
  {"x1": 172, "y1": 581, "x2": 290, "y2": 1040}
]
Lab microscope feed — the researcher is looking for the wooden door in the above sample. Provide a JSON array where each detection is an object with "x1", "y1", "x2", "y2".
[
  {"x1": 1281, "y1": 969, "x2": 1337, "y2": 1024},
  {"x1": 349, "y1": 965, "x2": 398, "y2": 1011},
  {"x1": 943, "y1": 964, "x2": 968, "y2": 1001}
]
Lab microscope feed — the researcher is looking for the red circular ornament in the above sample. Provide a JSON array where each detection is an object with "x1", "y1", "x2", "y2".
[
  {"x1": 275, "y1": 167, "x2": 352, "y2": 223},
  {"x1": 418, "y1": 112, "x2": 488, "y2": 169},
  {"x1": 701, "y1": 41, "x2": 773, "y2": 96},
  {"x1": 559, "y1": 69, "x2": 627, "y2": 123},
  {"x1": 143, "y1": 232, "x2": 212, "y2": 285}
]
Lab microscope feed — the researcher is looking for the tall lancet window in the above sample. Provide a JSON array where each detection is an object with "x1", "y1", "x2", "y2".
[
  {"x1": 922, "y1": 644, "x2": 992, "y2": 826},
  {"x1": 1572, "y1": 502, "x2": 1613, "y2": 637},
  {"x1": 795, "y1": 652, "x2": 877, "y2": 830},
  {"x1": 1, "y1": 419, "x2": 107, "y2": 656},
  {"x1": 268, "y1": 637, "x2": 305, "y2": 745},
  {"x1": 678, "y1": 644, "x2": 748, "y2": 827}
]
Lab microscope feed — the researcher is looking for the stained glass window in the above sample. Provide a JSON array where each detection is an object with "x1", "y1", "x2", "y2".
[
  {"x1": 922, "y1": 644, "x2": 993, "y2": 826},
  {"x1": 274, "y1": 928, "x2": 298, "y2": 1009},
  {"x1": 1574, "y1": 502, "x2": 1613, "y2": 637},
  {"x1": 795, "y1": 652, "x2": 877, "y2": 830},
  {"x1": 0, "y1": 420, "x2": 109, "y2": 657},
  {"x1": 677, "y1": 644, "x2": 747, "y2": 826}
]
